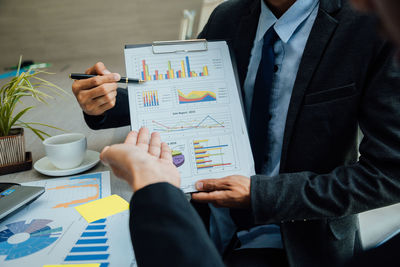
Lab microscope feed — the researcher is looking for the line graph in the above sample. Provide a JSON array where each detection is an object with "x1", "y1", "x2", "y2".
[{"x1": 148, "y1": 114, "x2": 230, "y2": 133}]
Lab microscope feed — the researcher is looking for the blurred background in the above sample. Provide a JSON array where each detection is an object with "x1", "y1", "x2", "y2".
[{"x1": 0, "y1": 0, "x2": 225, "y2": 69}]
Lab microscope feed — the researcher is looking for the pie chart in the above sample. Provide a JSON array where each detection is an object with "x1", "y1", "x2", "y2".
[
  {"x1": 172, "y1": 150, "x2": 185, "y2": 167},
  {"x1": 0, "y1": 219, "x2": 62, "y2": 261}
]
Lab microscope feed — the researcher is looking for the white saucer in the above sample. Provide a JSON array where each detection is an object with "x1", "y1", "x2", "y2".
[{"x1": 34, "y1": 150, "x2": 100, "y2": 177}]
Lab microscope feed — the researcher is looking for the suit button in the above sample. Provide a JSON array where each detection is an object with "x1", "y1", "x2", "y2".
[
  {"x1": 303, "y1": 219, "x2": 307, "y2": 222},
  {"x1": 291, "y1": 220, "x2": 295, "y2": 223}
]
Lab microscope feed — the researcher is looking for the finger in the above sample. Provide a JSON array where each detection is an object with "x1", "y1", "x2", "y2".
[
  {"x1": 100, "y1": 146, "x2": 110, "y2": 165},
  {"x1": 100, "y1": 144, "x2": 131, "y2": 168},
  {"x1": 73, "y1": 74, "x2": 120, "y2": 93},
  {"x1": 125, "y1": 131, "x2": 138, "y2": 145},
  {"x1": 100, "y1": 144, "x2": 121, "y2": 166},
  {"x1": 85, "y1": 62, "x2": 111, "y2": 75},
  {"x1": 74, "y1": 84, "x2": 116, "y2": 114},
  {"x1": 191, "y1": 191, "x2": 227, "y2": 203},
  {"x1": 160, "y1": 142, "x2": 172, "y2": 162},
  {"x1": 93, "y1": 90, "x2": 117, "y2": 106},
  {"x1": 82, "y1": 90, "x2": 116, "y2": 115},
  {"x1": 88, "y1": 83, "x2": 118, "y2": 99},
  {"x1": 195, "y1": 178, "x2": 231, "y2": 192},
  {"x1": 93, "y1": 98, "x2": 116, "y2": 114},
  {"x1": 136, "y1": 127, "x2": 150, "y2": 150},
  {"x1": 148, "y1": 132, "x2": 161, "y2": 157}
]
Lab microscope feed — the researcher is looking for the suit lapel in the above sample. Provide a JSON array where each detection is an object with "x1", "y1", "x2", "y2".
[
  {"x1": 279, "y1": 2, "x2": 340, "y2": 171},
  {"x1": 232, "y1": 0, "x2": 260, "y2": 98}
]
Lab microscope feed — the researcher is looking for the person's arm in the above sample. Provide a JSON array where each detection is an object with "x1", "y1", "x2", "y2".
[
  {"x1": 193, "y1": 42, "x2": 400, "y2": 224},
  {"x1": 131, "y1": 182, "x2": 224, "y2": 267},
  {"x1": 72, "y1": 62, "x2": 130, "y2": 130},
  {"x1": 248, "y1": 41, "x2": 400, "y2": 224},
  {"x1": 83, "y1": 87, "x2": 130, "y2": 129},
  {"x1": 100, "y1": 128, "x2": 224, "y2": 266}
]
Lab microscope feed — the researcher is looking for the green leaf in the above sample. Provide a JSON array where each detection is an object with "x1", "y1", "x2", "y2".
[
  {"x1": 16, "y1": 55, "x2": 22, "y2": 77},
  {"x1": 9, "y1": 106, "x2": 33, "y2": 129},
  {"x1": 0, "y1": 57, "x2": 67, "y2": 139},
  {"x1": 23, "y1": 122, "x2": 66, "y2": 132},
  {"x1": 15, "y1": 121, "x2": 46, "y2": 140}
]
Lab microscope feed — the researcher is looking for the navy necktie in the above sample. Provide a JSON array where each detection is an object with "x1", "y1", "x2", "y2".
[{"x1": 249, "y1": 28, "x2": 278, "y2": 173}]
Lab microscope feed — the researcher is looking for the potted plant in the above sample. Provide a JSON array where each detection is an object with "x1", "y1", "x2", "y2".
[{"x1": 0, "y1": 57, "x2": 66, "y2": 174}]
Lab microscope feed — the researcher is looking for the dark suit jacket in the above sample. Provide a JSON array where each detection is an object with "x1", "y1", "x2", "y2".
[
  {"x1": 130, "y1": 183, "x2": 224, "y2": 267},
  {"x1": 85, "y1": 0, "x2": 400, "y2": 266},
  {"x1": 129, "y1": 183, "x2": 400, "y2": 267},
  {"x1": 346, "y1": 233, "x2": 400, "y2": 267}
]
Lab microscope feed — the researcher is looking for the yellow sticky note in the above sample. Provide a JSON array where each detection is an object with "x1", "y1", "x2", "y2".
[
  {"x1": 75, "y1": 194, "x2": 129, "y2": 223},
  {"x1": 43, "y1": 264, "x2": 100, "y2": 267}
]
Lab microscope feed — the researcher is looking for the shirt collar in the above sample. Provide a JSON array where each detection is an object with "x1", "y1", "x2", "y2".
[{"x1": 256, "y1": 0, "x2": 319, "y2": 43}]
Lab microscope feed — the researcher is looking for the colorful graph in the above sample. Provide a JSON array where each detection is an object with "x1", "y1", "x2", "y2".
[
  {"x1": 151, "y1": 115, "x2": 225, "y2": 133},
  {"x1": 0, "y1": 219, "x2": 62, "y2": 260},
  {"x1": 141, "y1": 56, "x2": 209, "y2": 81},
  {"x1": 193, "y1": 139, "x2": 233, "y2": 170},
  {"x1": 64, "y1": 218, "x2": 109, "y2": 266},
  {"x1": 172, "y1": 150, "x2": 185, "y2": 167},
  {"x1": 143, "y1": 91, "x2": 159, "y2": 107},
  {"x1": 46, "y1": 173, "x2": 103, "y2": 209},
  {"x1": 178, "y1": 90, "x2": 216, "y2": 104}
]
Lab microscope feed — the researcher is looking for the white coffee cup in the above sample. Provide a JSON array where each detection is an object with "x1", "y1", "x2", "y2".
[{"x1": 43, "y1": 133, "x2": 87, "y2": 169}]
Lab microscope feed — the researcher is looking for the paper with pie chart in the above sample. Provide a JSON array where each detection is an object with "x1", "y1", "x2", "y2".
[
  {"x1": 0, "y1": 172, "x2": 136, "y2": 267},
  {"x1": 125, "y1": 41, "x2": 255, "y2": 192}
]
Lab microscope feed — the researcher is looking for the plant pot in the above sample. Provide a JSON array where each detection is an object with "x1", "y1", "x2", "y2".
[{"x1": 0, "y1": 128, "x2": 26, "y2": 167}]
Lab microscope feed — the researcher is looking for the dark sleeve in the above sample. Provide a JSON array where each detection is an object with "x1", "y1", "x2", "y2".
[
  {"x1": 251, "y1": 43, "x2": 400, "y2": 224},
  {"x1": 83, "y1": 87, "x2": 130, "y2": 129},
  {"x1": 197, "y1": 5, "x2": 218, "y2": 39},
  {"x1": 130, "y1": 183, "x2": 224, "y2": 267},
  {"x1": 346, "y1": 233, "x2": 400, "y2": 267}
]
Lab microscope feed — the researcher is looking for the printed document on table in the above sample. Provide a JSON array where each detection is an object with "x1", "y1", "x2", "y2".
[
  {"x1": 0, "y1": 172, "x2": 136, "y2": 267},
  {"x1": 124, "y1": 41, "x2": 255, "y2": 192}
]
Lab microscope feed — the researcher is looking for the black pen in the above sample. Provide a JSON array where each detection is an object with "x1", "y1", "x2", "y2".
[{"x1": 69, "y1": 73, "x2": 145, "y2": 84}]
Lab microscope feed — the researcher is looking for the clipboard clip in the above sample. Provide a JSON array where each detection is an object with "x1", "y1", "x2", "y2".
[{"x1": 152, "y1": 39, "x2": 208, "y2": 54}]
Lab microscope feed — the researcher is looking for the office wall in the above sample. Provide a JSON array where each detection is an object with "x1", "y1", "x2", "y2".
[{"x1": 0, "y1": 0, "x2": 202, "y2": 68}]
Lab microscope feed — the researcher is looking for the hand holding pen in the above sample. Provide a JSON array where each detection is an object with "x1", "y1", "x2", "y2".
[{"x1": 71, "y1": 62, "x2": 144, "y2": 116}]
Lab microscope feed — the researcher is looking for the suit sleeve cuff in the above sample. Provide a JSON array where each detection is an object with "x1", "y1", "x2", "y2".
[
  {"x1": 250, "y1": 175, "x2": 281, "y2": 224},
  {"x1": 130, "y1": 182, "x2": 186, "y2": 212},
  {"x1": 83, "y1": 111, "x2": 107, "y2": 130}
]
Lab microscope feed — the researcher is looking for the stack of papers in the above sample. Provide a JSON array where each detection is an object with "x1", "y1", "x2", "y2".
[{"x1": 0, "y1": 172, "x2": 136, "y2": 267}]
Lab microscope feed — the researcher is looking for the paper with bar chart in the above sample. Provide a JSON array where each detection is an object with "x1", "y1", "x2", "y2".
[
  {"x1": 0, "y1": 172, "x2": 136, "y2": 267},
  {"x1": 125, "y1": 41, "x2": 255, "y2": 192}
]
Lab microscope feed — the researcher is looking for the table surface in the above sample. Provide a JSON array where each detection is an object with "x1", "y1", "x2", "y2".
[{"x1": 1, "y1": 56, "x2": 399, "y2": 249}]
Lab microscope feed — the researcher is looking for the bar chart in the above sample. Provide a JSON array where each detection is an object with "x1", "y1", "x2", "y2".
[
  {"x1": 141, "y1": 56, "x2": 209, "y2": 81},
  {"x1": 193, "y1": 136, "x2": 236, "y2": 173},
  {"x1": 142, "y1": 90, "x2": 159, "y2": 107},
  {"x1": 64, "y1": 218, "x2": 110, "y2": 267}
]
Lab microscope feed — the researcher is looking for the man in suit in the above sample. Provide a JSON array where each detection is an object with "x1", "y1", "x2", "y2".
[
  {"x1": 72, "y1": 0, "x2": 400, "y2": 266},
  {"x1": 190, "y1": 0, "x2": 400, "y2": 266}
]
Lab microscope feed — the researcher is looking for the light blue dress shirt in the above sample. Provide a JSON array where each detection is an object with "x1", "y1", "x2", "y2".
[{"x1": 209, "y1": 0, "x2": 320, "y2": 253}]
